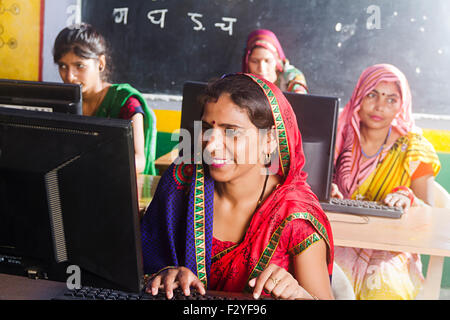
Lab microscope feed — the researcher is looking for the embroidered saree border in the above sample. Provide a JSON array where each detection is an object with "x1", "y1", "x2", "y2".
[
  {"x1": 288, "y1": 232, "x2": 321, "y2": 257},
  {"x1": 193, "y1": 165, "x2": 207, "y2": 287},
  {"x1": 247, "y1": 74, "x2": 290, "y2": 177},
  {"x1": 211, "y1": 244, "x2": 239, "y2": 264}
]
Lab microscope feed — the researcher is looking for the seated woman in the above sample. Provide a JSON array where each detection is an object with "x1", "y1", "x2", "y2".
[
  {"x1": 53, "y1": 23, "x2": 157, "y2": 175},
  {"x1": 332, "y1": 64, "x2": 441, "y2": 300},
  {"x1": 141, "y1": 74, "x2": 334, "y2": 299},
  {"x1": 242, "y1": 29, "x2": 308, "y2": 94}
]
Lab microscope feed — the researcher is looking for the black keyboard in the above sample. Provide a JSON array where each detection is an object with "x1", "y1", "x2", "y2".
[
  {"x1": 320, "y1": 198, "x2": 404, "y2": 219},
  {"x1": 53, "y1": 286, "x2": 268, "y2": 300}
]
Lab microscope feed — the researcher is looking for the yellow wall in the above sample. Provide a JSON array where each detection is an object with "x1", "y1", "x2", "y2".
[
  {"x1": 153, "y1": 110, "x2": 450, "y2": 154},
  {"x1": 154, "y1": 109, "x2": 181, "y2": 133},
  {"x1": 0, "y1": 0, "x2": 42, "y2": 80}
]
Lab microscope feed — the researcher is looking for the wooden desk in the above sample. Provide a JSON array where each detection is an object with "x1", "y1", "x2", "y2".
[
  {"x1": 326, "y1": 206, "x2": 450, "y2": 300},
  {"x1": 2, "y1": 207, "x2": 447, "y2": 300},
  {"x1": 0, "y1": 273, "x2": 66, "y2": 300}
]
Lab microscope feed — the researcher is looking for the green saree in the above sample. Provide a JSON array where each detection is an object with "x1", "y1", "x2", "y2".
[{"x1": 96, "y1": 83, "x2": 157, "y2": 175}]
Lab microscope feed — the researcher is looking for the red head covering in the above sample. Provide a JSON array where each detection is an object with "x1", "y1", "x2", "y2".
[{"x1": 242, "y1": 29, "x2": 286, "y2": 73}]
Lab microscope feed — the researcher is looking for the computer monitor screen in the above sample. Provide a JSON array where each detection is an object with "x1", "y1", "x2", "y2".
[
  {"x1": 179, "y1": 81, "x2": 339, "y2": 202},
  {"x1": 283, "y1": 92, "x2": 339, "y2": 202},
  {"x1": 0, "y1": 108, "x2": 143, "y2": 293},
  {"x1": 0, "y1": 79, "x2": 82, "y2": 115}
]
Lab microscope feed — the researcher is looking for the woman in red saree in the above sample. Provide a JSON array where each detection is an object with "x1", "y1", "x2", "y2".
[{"x1": 141, "y1": 74, "x2": 334, "y2": 299}]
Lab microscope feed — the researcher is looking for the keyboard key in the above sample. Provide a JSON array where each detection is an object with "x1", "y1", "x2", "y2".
[
  {"x1": 53, "y1": 286, "x2": 269, "y2": 301},
  {"x1": 320, "y1": 199, "x2": 404, "y2": 219}
]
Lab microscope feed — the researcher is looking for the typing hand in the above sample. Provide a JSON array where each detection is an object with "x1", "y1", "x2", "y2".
[
  {"x1": 248, "y1": 263, "x2": 314, "y2": 300},
  {"x1": 331, "y1": 183, "x2": 344, "y2": 199},
  {"x1": 383, "y1": 191, "x2": 412, "y2": 212},
  {"x1": 146, "y1": 266, "x2": 206, "y2": 299}
]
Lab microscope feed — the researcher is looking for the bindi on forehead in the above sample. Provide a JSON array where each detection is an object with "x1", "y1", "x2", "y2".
[
  {"x1": 373, "y1": 89, "x2": 400, "y2": 98},
  {"x1": 375, "y1": 81, "x2": 400, "y2": 95}
]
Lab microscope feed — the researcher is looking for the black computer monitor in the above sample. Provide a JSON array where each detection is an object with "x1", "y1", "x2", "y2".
[
  {"x1": 283, "y1": 92, "x2": 339, "y2": 202},
  {"x1": 0, "y1": 79, "x2": 82, "y2": 115},
  {"x1": 0, "y1": 107, "x2": 143, "y2": 293},
  {"x1": 179, "y1": 81, "x2": 339, "y2": 202}
]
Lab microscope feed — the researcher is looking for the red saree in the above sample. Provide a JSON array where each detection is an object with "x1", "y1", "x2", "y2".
[{"x1": 208, "y1": 74, "x2": 334, "y2": 292}]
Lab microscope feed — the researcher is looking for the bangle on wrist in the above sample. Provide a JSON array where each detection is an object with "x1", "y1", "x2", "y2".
[
  {"x1": 391, "y1": 186, "x2": 414, "y2": 206},
  {"x1": 146, "y1": 266, "x2": 178, "y2": 284}
]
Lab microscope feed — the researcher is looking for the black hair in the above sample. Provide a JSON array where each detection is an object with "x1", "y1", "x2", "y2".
[
  {"x1": 200, "y1": 74, "x2": 274, "y2": 130},
  {"x1": 53, "y1": 23, "x2": 112, "y2": 80}
]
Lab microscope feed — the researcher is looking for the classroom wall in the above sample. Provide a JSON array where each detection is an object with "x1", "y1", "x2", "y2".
[
  {"x1": 0, "y1": 0, "x2": 43, "y2": 80},
  {"x1": 38, "y1": 1, "x2": 450, "y2": 177},
  {"x1": 79, "y1": 0, "x2": 450, "y2": 117},
  {"x1": 33, "y1": 0, "x2": 450, "y2": 291},
  {"x1": 41, "y1": 0, "x2": 79, "y2": 82}
]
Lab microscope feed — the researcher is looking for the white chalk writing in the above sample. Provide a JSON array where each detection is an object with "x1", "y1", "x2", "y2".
[
  {"x1": 113, "y1": 7, "x2": 128, "y2": 25},
  {"x1": 147, "y1": 9, "x2": 168, "y2": 29},
  {"x1": 187, "y1": 12, "x2": 204, "y2": 31},
  {"x1": 214, "y1": 17, "x2": 237, "y2": 36},
  {"x1": 143, "y1": 9, "x2": 236, "y2": 35}
]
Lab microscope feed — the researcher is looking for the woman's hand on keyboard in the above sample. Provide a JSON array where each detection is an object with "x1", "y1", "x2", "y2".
[
  {"x1": 331, "y1": 183, "x2": 344, "y2": 199},
  {"x1": 248, "y1": 263, "x2": 315, "y2": 300},
  {"x1": 146, "y1": 266, "x2": 206, "y2": 299}
]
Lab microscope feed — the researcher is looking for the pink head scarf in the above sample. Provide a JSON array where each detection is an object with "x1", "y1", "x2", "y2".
[
  {"x1": 242, "y1": 29, "x2": 286, "y2": 73},
  {"x1": 335, "y1": 64, "x2": 416, "y2": 159},
  {"x1": 334, "y1": 64, "x2": 418, "y2": 198}
]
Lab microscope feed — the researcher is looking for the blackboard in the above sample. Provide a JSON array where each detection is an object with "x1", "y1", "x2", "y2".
[{"x1": 82, "y1": 0, "x2": 450, "y2": 115}]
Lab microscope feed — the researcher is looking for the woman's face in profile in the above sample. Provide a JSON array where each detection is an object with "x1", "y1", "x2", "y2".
[
  {"x1": 201, "y1": 93, "x2": 267, "y2": 182},
  {"x1": 248, "y1": 47, "x2": 278, "y2": 84},
  {"x1": 57, "y1": 51, "x2": 104, "y2": 94},
  {"x1": 359, "y1": 81, "x2": 402, "y2": 130}
]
